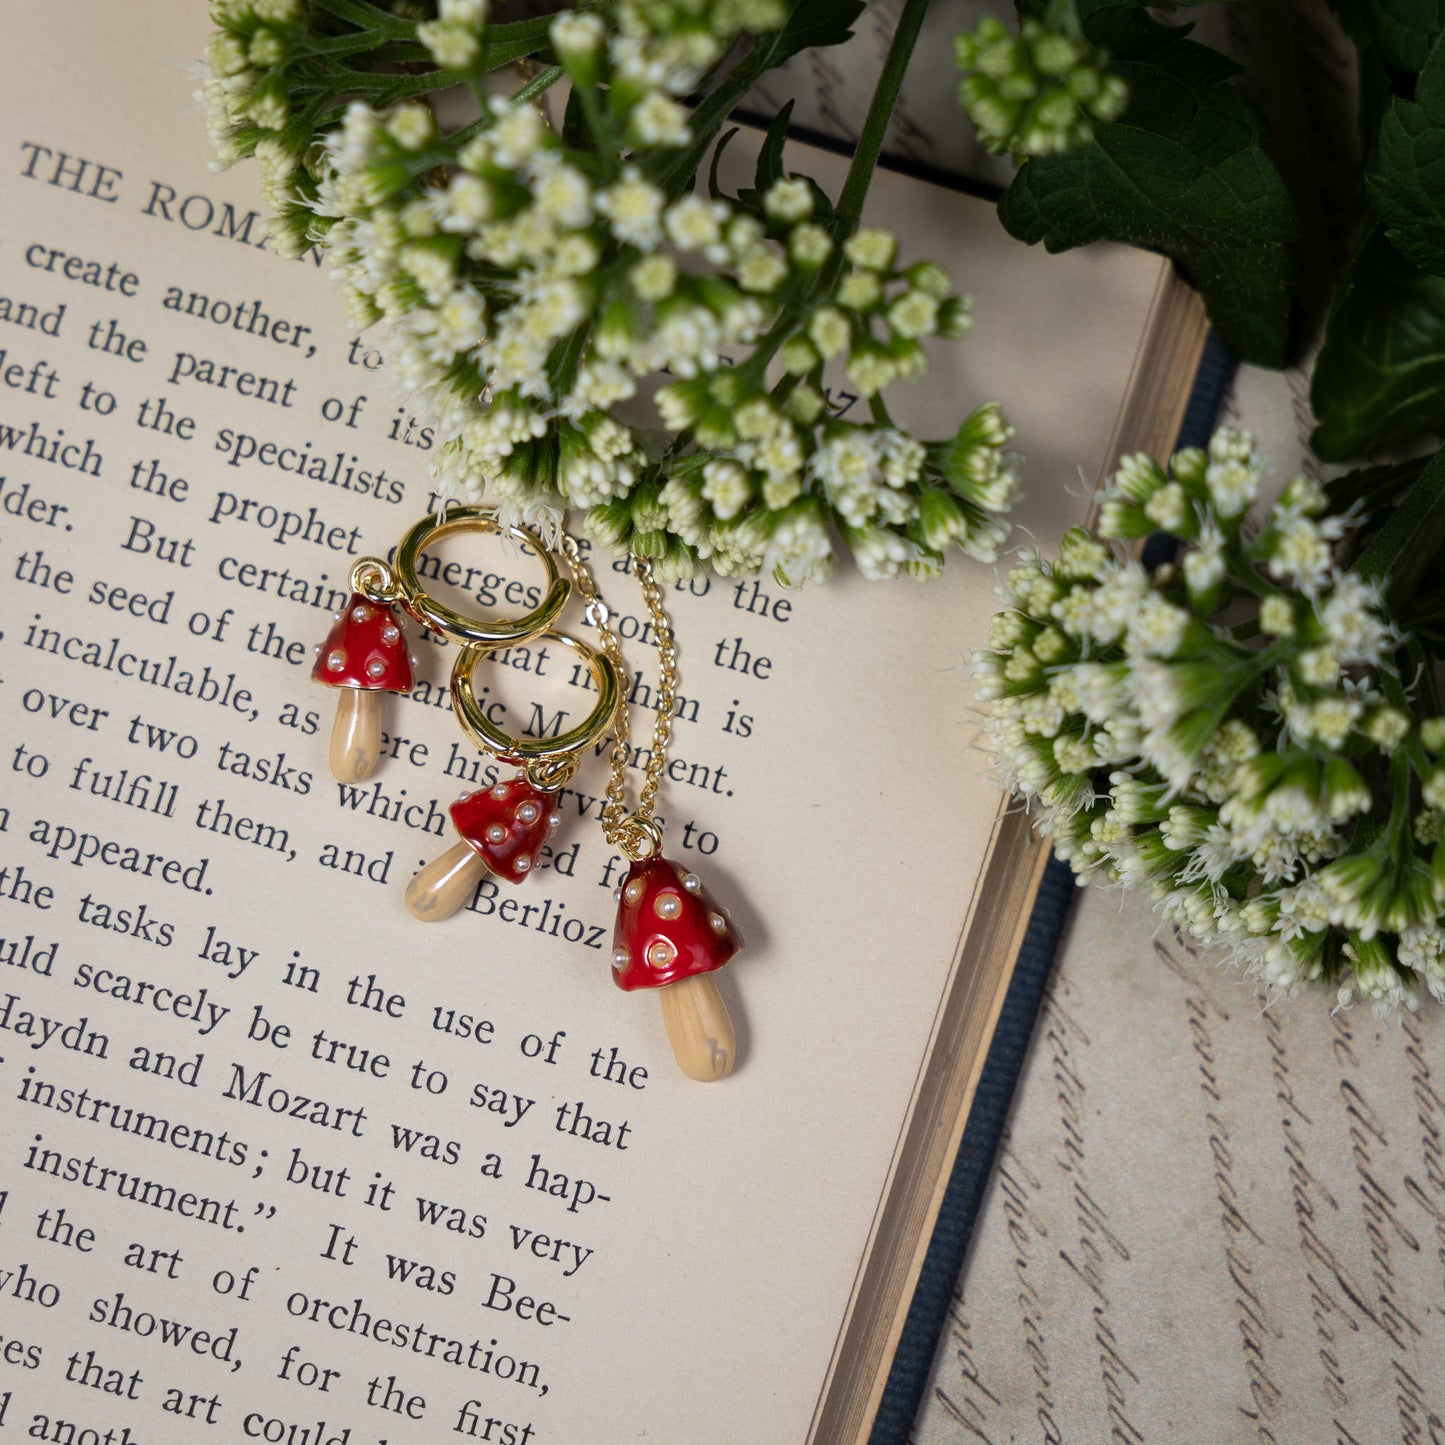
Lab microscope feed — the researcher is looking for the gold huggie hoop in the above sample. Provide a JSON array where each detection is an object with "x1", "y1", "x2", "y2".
[
  {"x1": 451, "y1": 630, "x2": 621, "y2": 768},
  {"x1": 391, "y1": 505, "x2": 570, "y2": 645}
]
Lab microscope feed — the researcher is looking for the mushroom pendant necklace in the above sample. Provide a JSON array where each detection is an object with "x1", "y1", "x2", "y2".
[{"x1": 556, "y1": 538, "x2": 743, "y2": 1084}]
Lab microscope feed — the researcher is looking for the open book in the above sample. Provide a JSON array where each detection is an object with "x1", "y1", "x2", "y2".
[{"x1": 0, "y1": 7, "x2": 1204, "y2": 1442}]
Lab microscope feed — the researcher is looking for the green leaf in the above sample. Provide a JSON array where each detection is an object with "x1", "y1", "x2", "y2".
[
  {"x1": 708, "y1": 127, "x2": 740, "y2": 202},
  {"x1": 1310, "y1": 226, "x2": 1445, "y2": 460},
  {"x1": 754, "y1": 100, "x2": 794, "y2": 195},
  {"x1": 1326, "y1": 453, "x2": 1431, "y2": 514},
  {"x1": 995, "y1": 0, "x2": 1299, "y2": 366},
  {"x1": 561, "y1": 87, "x2": 590, "y2": 150},
  {"x1": 1331, "y1": 0, "x2": 1445, "y2": 73},
  {"x1": 1352, "y1": 443, "x2": 1445, "y2": 607},
  {"x1": 751, "y1": 0, "x2": 866, "y2": 73},
  {"x1": 1370, "y1": 36, "x2": 1445, "y2": 277}
]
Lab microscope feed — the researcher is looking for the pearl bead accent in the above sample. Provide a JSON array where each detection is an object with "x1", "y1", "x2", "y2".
[
  {"x1": 624, "y1": 880, "x2": 644, "y2": 905},
  {"x1": 382, "y1": 624, "x2": 401, "y2": 645},
  {"x1": 351, "y1": 604, "x2": 372, "y2": 623},
  {"x1": 365, "y1": 658, "x2": 386, "y2": 679},
  {"x1": 655, "y1": 893, "x2": 682, "y2": 920},
  {"x1": 326, "y1": 649, "x2": 346, "y2": 672},
  {"x1": 647, "y1": 939, "x2": 675, "y2": 969},
  {"x1": 515, "y1": 856, "x2": 531, "y2": 873},
  {"x1": 682, "y1": 872, "x2": 702, "y2": 892},
  {"x1": 517, "y1": 802, "x2": 540, "y2": 825},
  {"x1": 549, "y1": 814, "x2": 562, "y2": 829},
  {"x1": 490, "y1": 784, "x2": 509, "y2": 800},
  {"x1": 485, "y1": 824, "x2": 507, "y2": 844},
  {"x1": 709, "y1": 912, "x2": 727, "y2": 934},
  {"x1": 613, "y1": 947, "x2": 630, "y2": 969}
]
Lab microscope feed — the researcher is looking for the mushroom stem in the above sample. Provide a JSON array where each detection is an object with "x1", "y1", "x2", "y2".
[
  {"x1": 405, "y1": 840, "x2": 487, "y2": 922},
  {"x1": 329, "y1": 688, "x2": 383, "y2": 783},
  {"x1": 658, "y1": 973, "x2": 735, "y2": 1082}
]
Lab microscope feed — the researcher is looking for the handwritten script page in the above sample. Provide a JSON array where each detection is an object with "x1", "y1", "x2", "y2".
[
  {"x1": 915, "y1": 886, "x2": 1445, "y2": 1442},
  {"x1": 0, "y1": 4, "x2": 1170, "y2": 1443}
]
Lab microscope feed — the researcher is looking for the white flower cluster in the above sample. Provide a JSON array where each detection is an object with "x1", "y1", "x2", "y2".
[
  {"x1": 202, "y1": 0, "x2": 1018, "y2": 583},
  {"x1": 976, "y1": 429, "x2": 1444, "y2": 1018},
  {"x1": 201, "y1": 0, "x2": 307, "y2": 193}
]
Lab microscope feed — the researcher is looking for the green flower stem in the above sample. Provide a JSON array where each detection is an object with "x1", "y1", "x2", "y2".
[
  {"x1": 745, "y1": 0, "x2": 928, "y2": 375},
  {"x1": 832, "y1": 0, "x2": 930, "y2": 241}
]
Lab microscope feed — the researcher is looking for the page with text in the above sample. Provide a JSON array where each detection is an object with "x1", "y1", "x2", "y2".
[{"x1": 0, "y1": 7, "x2": 1168, "y2": 1442}]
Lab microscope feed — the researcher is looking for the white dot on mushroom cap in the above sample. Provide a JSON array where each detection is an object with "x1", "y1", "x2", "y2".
[
  {"x1": 457, "y1": 792, "x2": 471, "y2": 803},
  {"x1": 351, "y1": 604, "x2": 372, "y2": 623},
  {"x1": 613, "y1": 947, "x2": 630, "y2": 969},
  {"x1": 517, "y1": 802, "x2": 540, "y2": 825},
  {"x1": 515, "y1": 856, "x2": 531, "y2": 873},
  {"x1": 682, "y1": 872, "x2": 701, "y2": 892},
  {"x1": 326, "y1": 649, "x2": 346, "y2": 672},
  {"x1": 624, "y1": 880, "x2": 644, "y2": 905},
  {"x1": 709, "y1": 913, "x2": 728, "y2": 934},
  {"x1": 549, "y1": 814, "x2": 561, "y2": 830},
  {"x1": 655, "y1": 893, "x2": 682, "y2": 920},
  {"x1": 366, "y1": 658, "x2": 386, "y2": 679},
  {"x1": 490, "y1": 784, "x2": 509, "y2": 801},
  {"x1": 312, "y1": 643, "x2": 321, "y2": 654},
  {"x1": 382, "y1": 625, "x2": 401, "y2": 645},
  {"x1": 647, "y1": 940, "x2": 674, "y2": 969},
  {"x1": 485, "y1": 824, "x2": 507, "y2": 845},
  {"x1": 612, "y1": 888, "x2": 622, "y2": 903}
]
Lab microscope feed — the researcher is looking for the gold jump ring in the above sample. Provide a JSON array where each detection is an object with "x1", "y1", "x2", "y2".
[
  {"x1": 394, "y1": 505, "x2": 569, "y2": 645},
  {"x1": 451, "y1": 630, "x2": 621, "y2": 764}
]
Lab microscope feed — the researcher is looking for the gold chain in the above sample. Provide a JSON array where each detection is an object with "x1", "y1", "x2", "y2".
[{"x1": 557, "y1": 536, "x2": 676, "y2": 861}]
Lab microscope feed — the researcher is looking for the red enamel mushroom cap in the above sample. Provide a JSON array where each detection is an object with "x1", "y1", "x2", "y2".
[
  {"x1": 450, "y1": 777, "x2": 559, "y2": 885},
  {"x1": 312, "y1": 594, "x2": 413, "y2": 693},
  {"x1": 612, "y1": 855, "x2": 741, "y2": 992}
]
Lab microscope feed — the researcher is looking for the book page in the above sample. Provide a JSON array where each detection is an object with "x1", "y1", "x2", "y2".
[
  {"x1": 913, "y1": 886, "x2": 1445, "y2": 1444},
  {"x1": 0, "y1": 7, "x2": 1167, "y2": 1442}
]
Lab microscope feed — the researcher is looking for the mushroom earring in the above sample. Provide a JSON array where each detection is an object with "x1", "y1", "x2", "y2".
[
  {"x1": 407, "y1": 628, "x2": 622, "y2": 922},
  {"x1": 407, "y1": 774, "x2": 564, "y2": 920},
  {"x1": 312, "y1": 591, "x2": 414, "y2": 783},
  {"x1": 316, "y1": 506, "x2": 572, "y2": 785}
]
